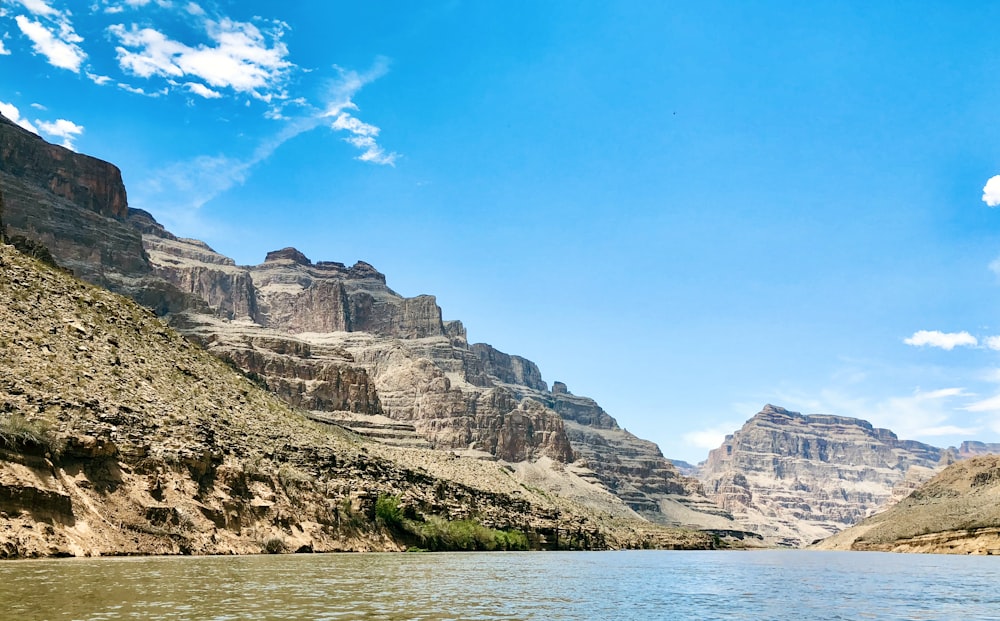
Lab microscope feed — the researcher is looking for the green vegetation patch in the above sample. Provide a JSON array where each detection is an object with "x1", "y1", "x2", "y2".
[{"x1": 375, "y1": 494, "x2": 529, "y2": 552}]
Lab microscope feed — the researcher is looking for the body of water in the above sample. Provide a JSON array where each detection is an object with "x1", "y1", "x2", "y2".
[{"x1": 1, "y1": 550, "x2": 998, "y2": 620}]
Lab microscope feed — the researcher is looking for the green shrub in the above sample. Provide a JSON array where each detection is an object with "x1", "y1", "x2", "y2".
[
  {"x1": 404, "y1": 515, "x2": 528, "y2": 551},
  {"x1": 375, "y1": 494, "x2": 404, "y2": 529}
]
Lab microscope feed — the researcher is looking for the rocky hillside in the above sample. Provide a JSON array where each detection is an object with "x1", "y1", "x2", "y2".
[
  {"x1": 0, "y1": 112, "x2": 744, "y2": 535},
  {"x1": 1, "y1": 243, "x2": 726, "y2": 557},
  {"x1": 698, "y1": 405, "x2": 947, "y2": 546},
  {"x1": 152, "y1": 239, "x2": 736, "y2": 531},
  {"x1": 815, "y1": 455, "x2": 1000, "y2": 554}
]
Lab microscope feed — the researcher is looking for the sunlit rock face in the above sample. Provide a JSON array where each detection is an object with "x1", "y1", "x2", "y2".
[
  {"x1": 0, "y1": 111, "x2": 743, "y2": 533},
  {"x1": 698, "y1": 404, "x2": 947, "y2": 546}
]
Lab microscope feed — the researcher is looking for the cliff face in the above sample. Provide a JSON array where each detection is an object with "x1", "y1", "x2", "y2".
[
  {"x1": 0, "y1": 113, "x2": 745, "y2": 536},
  {"x1": 2, "y1": 244, "x2": 725, "y2": 558},
  {"x1": 152, "y1": 236, "x2": 739, "y2": 528},
  {"x1": 699, "y1": 404, "x2": 946, "y2": 546},
  {"x1": 0, "y1": 115, "x2": 127, "y2": 219},
  {"x1": 816, "y1": 455, "x2": 1000, "y2": 554},
  {"x1": 1, "y1": 117, "x2": 145, "y2": 283}
]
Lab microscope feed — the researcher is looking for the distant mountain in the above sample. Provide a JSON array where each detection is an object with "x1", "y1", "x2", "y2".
[
  {"x1": 0, "y1": 111, "x2": 748, "y2": 540},
  {"x1": 698, "y1": 405, "x2": 949, "y2": 546},
  {"x1": 815, "y1": 455, "x2": 1000, "y2": 554}
]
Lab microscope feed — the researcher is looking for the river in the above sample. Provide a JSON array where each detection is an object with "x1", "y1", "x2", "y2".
[{"x1": 2, "y1": 550, "x2": 998, "y2": 620}]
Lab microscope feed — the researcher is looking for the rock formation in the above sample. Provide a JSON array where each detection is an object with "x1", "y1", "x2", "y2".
[
  {"x1": 1, "y1": 244, "x2": 720, "y2": 557},
  {"x1": 955, "y1": 441, "x2": 1000, "y2": 458},
  {"x1": 698, "y1": 404, "x2": 947, "y2": 546},
  {"x1": 0, "y1": 111, "x2": 748, "y2": 542},
  {"x1": 151, "y1": 234, "x2": 741, "y2": 530},
  {"x1": 815, "y1": 455, "x2": 1000, "y2": 554},
  {"x1": 0, "y1": 113, "x2": 145, "y2": 284}
]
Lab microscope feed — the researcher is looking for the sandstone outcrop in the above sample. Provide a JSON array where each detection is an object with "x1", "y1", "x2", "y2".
[
  {"x1": 698, "y1": 404, "x2": 947, "y2": 546},
  {"x1": 815, "y1": 455, "x2": 1000, "y2": 554}
]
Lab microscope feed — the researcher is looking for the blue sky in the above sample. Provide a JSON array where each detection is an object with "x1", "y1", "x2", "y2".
[{"x1": 5, "y1": 1, "x2": 1000, "y2": 463}]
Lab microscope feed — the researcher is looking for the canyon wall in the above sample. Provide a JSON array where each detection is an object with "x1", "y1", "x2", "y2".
[{"x1": 699, "y1": 404, "x2": 947, "y2": 546}]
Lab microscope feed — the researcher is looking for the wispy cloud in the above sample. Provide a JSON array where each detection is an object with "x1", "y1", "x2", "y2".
[
  {"x1": 984, "y1": 175, "x2": 1000, "y2": 207},
  {"x1": 132, "y1": 115, "x2": 324, "y2": 222},
  {"x1": 320, "y1": 60, "x2": 399, "y2": 165},
  {"x1": 3, "y1": 0, "x2": 399, "y2": 222},
  {"x1": 183, "y1": 81, "x2": 220, "y2": 99},
  {"x1": 904, "y1": 330, "x2": 978, "y2": 350},
  {"x1": 17, "y1": 0, "x2": 59, "y2": 18},
  {"x1": 0, "y1": 37, "x2": 10, "y2": 56},
  {"x1": 960, "y1": 394, "x2": 1000, "y2": 435},
  {"x1": 36, "y1": 117, "x2": 84, "y2": 150}
]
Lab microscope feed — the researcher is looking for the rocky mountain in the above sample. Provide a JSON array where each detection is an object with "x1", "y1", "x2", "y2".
[
  {"x1": 954, "y1": 441, "x2": 1000, "y2": 458},
  {"x1": 698, "y1": 405, "x2": 948, "y2": 546},
  {"x1": 1, "y1": 243, "x2": 723, "y2": 557},
  {"x1": 816, "y1": 455, "x2": 1000, "y2": 554},
  {"x1": 148, "y1": 237, "x2": 736, "y2": 531},
  {"x1": 0, "y1": 111, "x2": 746, "y2": 540}
]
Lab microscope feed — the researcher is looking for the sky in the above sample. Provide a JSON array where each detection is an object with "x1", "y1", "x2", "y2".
[{"x1": 5, "y1": 1, "x2": 1000, "y2": 463}]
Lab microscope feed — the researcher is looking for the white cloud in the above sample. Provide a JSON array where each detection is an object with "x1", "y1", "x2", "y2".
[
  {"x1": 14, "y1": 12, "x2": 87, "y2": 72},
  {"x1": 17, "y1": 0, "x2": 59, "y2": 18},
  {"x1": 109, "y1": 17, "x2": 291, "y2": 99},
  {"x1": 36, "y1": 118, "x2": 84, "y2": 150},
  {"x1": 0, "y1": 100, "x2": 40, "y2": 134},
  {"x1": 904, "y1": 330, "x2": 978, "y2": 350},
  {"x1": 984, "y1": 175, "x2": 1000, "y2": 207},
  {"x1": 985, "y1": 336, "x2": 1000, "y2": 351},
  {"x1": 184, "y1": 81, "x2": 221, "y2": 99},
  {"x1": 320, "y1": 60, "x2": 399, "y2": 165},
  {"x1": 682, "y1": 423, "x2": 740, "y2": 451},
  {"x1": 964, "y1": 393, "x2": 1000, "y2": 413},
  {"x1": 98, "y1": 0, "x2": 173, "y2": 12},
  {"x1": 0, "y1": 38, "x2": 9, "y2": 56}
]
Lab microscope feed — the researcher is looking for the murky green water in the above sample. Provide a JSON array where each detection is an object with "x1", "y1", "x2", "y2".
[{"x1": 1, "y1": 550, "x2": 999, "y2": 620}]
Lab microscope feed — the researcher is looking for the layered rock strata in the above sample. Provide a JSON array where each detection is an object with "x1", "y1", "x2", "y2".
[
  {"x1": 699, "y1": 404, "x2": 947, "y2": 546},
  {"x1": 816, "y1": 455, "x2": 1000, "y2": 554},
  {"x1": 1, "y1": 244, "x2": 718, "y2": 557},
  {"x1": 0, "y1": 112, "x2": 747, "y2": 535},
  {"x1": 133, "y1": 217, "x2": 741, "y2": 530}
]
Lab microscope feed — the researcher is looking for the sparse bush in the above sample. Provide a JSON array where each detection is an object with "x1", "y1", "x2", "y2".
[
  {"x1": 338, "y1": 497, "x2": 366, "y2": 529},
  {"x1": 0, "y1": 413, "x2": 56, "y2": 454},
  {"x1": 277, "y1": 464, "x2": 314, "y2": 492},
  {"x1": 263, "y1": 537, "x2": 287, "y2": 554}
]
